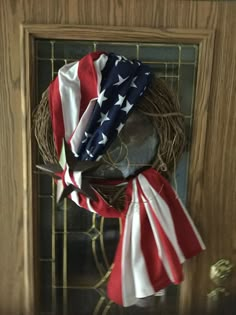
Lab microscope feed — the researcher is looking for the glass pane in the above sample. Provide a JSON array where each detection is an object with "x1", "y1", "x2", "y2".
[
  {"x1": 96, "y1": 43, "x2": 137, "y2": 59},
  {"x1": 40, "y1": 262, "x2": 52, "y2": 313},
  {"x1": 179, "y1": 64, "x2": 197, "y2": 116},
  {"x1": 54, "y1": 41, "x2": 94, "y2": 59},
  {"x1": 39, "y1": 174, "x2": 52, "y2": 195},
  {"x1": 35, "y1": 39, "x2": 199, "y2": 315},
  {"x1": 54, "y1": 59, "x2": 66, "y2": 73},
  {"x1": 66, "y1": 232, "x2": 105, "y2": 287},
  {"x1": 67, "y1": 203, "x2": 94, "y2": 232},
  {"x1": 36, "y1": 40, "x2": 52, "y2": 59},
  {"x1": 181, "y1": 45, "x2": 198, "y2": 62},
  {"x1": 39, "y1": 197, "x2": 52, "y2": 259},
  {"x1": 37, "y1": 60, "x2": 52, "y2": 101},
  {"x1": 139, "y1": 45, "x2": 180, "y2": 62}
]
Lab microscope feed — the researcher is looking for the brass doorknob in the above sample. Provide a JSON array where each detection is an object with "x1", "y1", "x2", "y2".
[{"x1": 210, "y1": 259, "x2": 234, "y2": 286}]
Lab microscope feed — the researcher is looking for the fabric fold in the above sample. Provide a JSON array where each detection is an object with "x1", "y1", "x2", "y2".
[
  {"x1": 71, "y1": 168, "x2": 205, "y2": 306},
  {"x1": 106, "y1": 169, "x2": 205, "y2": 306}
]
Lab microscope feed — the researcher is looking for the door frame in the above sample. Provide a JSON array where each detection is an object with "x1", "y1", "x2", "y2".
[{"x1": 20, "y1": 24, "x2": 215, "y2": 314}]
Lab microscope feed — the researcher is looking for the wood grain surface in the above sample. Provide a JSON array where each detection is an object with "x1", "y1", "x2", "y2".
[{"x1": 0, "y1": 1, "x2": 236, "y2": 315}]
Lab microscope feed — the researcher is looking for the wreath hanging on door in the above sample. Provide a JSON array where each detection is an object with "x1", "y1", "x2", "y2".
[{"x1": 34, "y1": 51, "x2": 205, "y2": 307}]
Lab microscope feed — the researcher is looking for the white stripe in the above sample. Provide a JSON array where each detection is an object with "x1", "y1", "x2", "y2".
[
  {"x1": 93, "y1": 54, "x2": 108, "y2": 94},
  {"x1": 58, "y1": 62, "x2": 81, "y2": 141},
  {"x1": 70, "y1": 190, "x2": 80, "y2": 206},
  {"x1": 63, "y1": 164, "x2": 75, "y2": 187},
  {"x1": 86, "y1": 197, "x2": 96, "y2": 213},
  {"x1": 70, "y1": 54, "x2": 109, "y2": 154},
  {"x1": 72, "y1": 171, "x2": 82, "y2": 189},
  {"x1": 56, "y1": 180, "x2": 64, "y2": 203},
  {"x1": 138, "y1": 174, "x2": 185, "y2": 263},
  {"x1": 131, "y1": 180, "x2": 155, "y2": 298},
  {"x1": 142, "y1": 194, "x2": 176, "y2": 282},
  {"x1": 70, "y1": 99, "x2": 97, "y2": 155},
  {"x1": 121, "y1": 200, "x2": 136, "y2": 306}
]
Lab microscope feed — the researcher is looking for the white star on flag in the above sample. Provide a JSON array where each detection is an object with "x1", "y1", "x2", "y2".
[
  {"x1": 115, "y1": 55, "x2": 122, "y2": 66},
  {"x1": 116, "y1": 122, "x2": 124, "y2": 133},
  {"x1": 145, "y1": 72, "x2": 150, "y2": 75},
  {"x1": 98, "y1": 133, "x2": 108, "y2": 145},
  {"x1": 115, "y1": 94, "x2": 125, "y2": 106},
  {"x1": 121, "y1": 100, "x2": 133, "y2": 114},
  {"x1": 97, "y1": 89, "x2": 108, "y2": 106},
  {"x1": 86, "y1": 149, "x2": 94, "y2": 158},
  {"x1": 82, "y1": 131, "x2": 92, "y2": 143},
  {"x1": 114, "y1": 75, "x2": 129, "y2": 86},
  {"x1": 130, "y1": 76, "x2": 137, "y2": 88},
  {"x1": 98, "y1": 112, "x2": 110, "y2": 125}
]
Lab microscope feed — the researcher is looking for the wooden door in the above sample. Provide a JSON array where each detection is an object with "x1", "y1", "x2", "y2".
[{"x1": 0, "y1": 1, "x2": 236, "y2": 315}]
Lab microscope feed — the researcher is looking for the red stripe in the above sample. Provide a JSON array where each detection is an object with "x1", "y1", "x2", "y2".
[
  {"x1": 49, "y1": 77, "x2": 65, "y2": 156},
  {"x1": 147, "y1": 197, "x2": 184, "y2": 284},
  {"x1": 78, "y1": 51, "x2": 105, "y2": 118},
  {"x1": 143, "y1": 168, "x2": 204, "y2": 258},
  {"x1": 161, "y1": 185, "x2": 203, "y2": 258},
  {"x1": 107, "y1": 216, "x2": 125, "y2": 305}
]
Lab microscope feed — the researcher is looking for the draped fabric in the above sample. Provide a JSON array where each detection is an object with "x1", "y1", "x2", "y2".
[
  {"x1": 47, "y1": 52, "x2": 205, "y2": 306},
  {"x1": 49, "y1": 52, "x2": 151, "y2": 160},
  {"x1": 69, "y1": 168, "x2": 205, "y2": 306}
]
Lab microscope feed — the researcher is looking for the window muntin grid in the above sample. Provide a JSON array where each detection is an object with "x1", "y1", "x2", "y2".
[{"x1": 35, "y1": 40, "x2": 198, "y2": 315}]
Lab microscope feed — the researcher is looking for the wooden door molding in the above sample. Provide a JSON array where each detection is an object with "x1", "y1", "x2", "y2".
[{"x1": 20, "y1": 24, "x2": 215, "y2": 314}]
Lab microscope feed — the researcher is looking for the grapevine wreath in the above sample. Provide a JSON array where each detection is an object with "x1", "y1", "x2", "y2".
[{"x1": 34, "y1": 52, "x2": 205, "y2": 307}]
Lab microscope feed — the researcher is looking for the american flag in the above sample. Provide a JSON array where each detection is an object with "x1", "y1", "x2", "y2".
[{"x1": 49, "y1": 52, "x2": 151, "y2": 160}]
